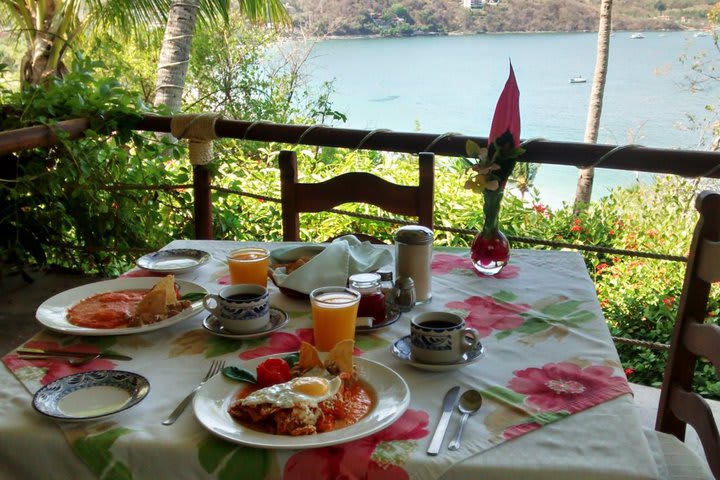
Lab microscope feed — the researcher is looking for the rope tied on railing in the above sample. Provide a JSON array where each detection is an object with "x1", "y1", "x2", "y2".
[{"x1": 170, "y1": 114, "x2": 221, "y2": 165}]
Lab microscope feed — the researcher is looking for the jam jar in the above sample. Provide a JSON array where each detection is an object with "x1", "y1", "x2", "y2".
[{"x1": 349, "y1": 273, "x2": 386, "y2": 325}]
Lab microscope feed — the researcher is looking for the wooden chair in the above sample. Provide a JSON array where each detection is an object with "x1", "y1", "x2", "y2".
[
  {"x1": 278, "y1": 150, "x2": 434, "y2": 243},
  {"x1": 654, "y1": 190, "x2": 720, "y2": 479}
]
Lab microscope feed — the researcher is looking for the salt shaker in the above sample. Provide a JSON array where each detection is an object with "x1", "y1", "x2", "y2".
[
  {"x1": 394, "y1": 225, "x2": 433, "y2": 304},
  {"x1": 391, "y1": 276, "x2": 416, "y2": 312}
]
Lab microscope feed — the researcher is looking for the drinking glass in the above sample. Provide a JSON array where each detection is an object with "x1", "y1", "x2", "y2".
[
  {"x1": 310, "y1": 286, "x2": 361, "y2": 352},
  {"x1": 227, "y1": 247, "x2": 270, "y2": 286}
]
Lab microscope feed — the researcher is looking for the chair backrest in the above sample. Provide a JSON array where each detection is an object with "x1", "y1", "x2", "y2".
[
  {"x1": 656, "y1": 190, "x2": 720, "y2": 479},
  {"x1": 278, "y1": 150, "x2": 434, "y2": 242}
]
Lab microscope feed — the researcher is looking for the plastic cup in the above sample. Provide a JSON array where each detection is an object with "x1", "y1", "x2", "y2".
[
  {"x1": 227, "y1": 247, "x2": 270, "y2": 286},
  {"x1": 310, "y1": 286, "x2": 361, "y2": 352}
]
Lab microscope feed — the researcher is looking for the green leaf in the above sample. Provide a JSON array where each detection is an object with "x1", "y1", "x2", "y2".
[
  {"x1": 540, "y1": 300, "x2": 584, "y2": 318},
  {"x1": 282, "y1": 352, "x2": 300, "y2": 367},
  {"x1": 493, "y1": 291, "x2": 517, "y2": 303},
  {"x1": 218, "y1": 446, "x2": 273, "y2": 480},
  {"x1": 355, "y1": 335, "x2": 390, "y2": 351},
  {"x1": 198, "y1": 434, "x2": 236, "y2": 473},
  {"x1": 516, "y1": 317, "x2": 552, "y2": 334},
  {"x1": 73, "y1": 427, "x2": 134, "y2": 479},
  {"x1": 482, "y1": 386, "x2": 526, "y2": 406},
  {"x1": 222, "y1": 366, "x2": 256, "y2": 384},
  {"x1": 181, "y1": 292, "x2": 206, "y2": 302}
]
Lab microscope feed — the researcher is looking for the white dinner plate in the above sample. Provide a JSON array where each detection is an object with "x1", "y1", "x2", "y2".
[
  {"x1": 32, "y1": 370, "x2": 150, "y2": 421},
  {"x1": 193, "y1": 356, "x2": 410, "y2": 449},
  {"x1": 136, "y1": 248, "x2": 210, "y2": 274},
  {"x1": 36, "y1": 278, "x2": 207, "y2": 336}
]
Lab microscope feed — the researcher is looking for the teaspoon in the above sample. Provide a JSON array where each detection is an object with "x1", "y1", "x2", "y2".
[{"x1": 447, "y1": 389, "x2": 483, "y2": 451}]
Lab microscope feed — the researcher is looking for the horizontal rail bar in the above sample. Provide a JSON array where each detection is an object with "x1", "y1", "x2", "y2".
[
  {"x1": 3, "y1": 115, "x2": 720, "y2": 179},
  {"x1": 136, "y1": 115, "x2": 720, "y2": 179},
  {"x1": 0, "y1": 119, "x2": 90, "y2": 156}
]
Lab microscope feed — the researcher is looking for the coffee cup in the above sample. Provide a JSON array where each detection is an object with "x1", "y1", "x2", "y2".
[
  {"x1": 203, "y1": 284, "x2": 270, "y2": 333},
  {"x1": 410, "y1": 312, "x2": 481, "y2": 364}
]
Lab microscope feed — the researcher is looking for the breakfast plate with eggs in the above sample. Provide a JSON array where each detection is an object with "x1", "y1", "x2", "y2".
[{"x1": 192, "y1": 346, "x2": 410, "y2": 449}]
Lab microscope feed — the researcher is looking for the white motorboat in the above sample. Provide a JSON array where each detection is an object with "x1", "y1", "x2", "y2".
[
  {"x1": 630, "y1": 32, "x2": 645, "y2": 39},
  {"x1": 569, "y1": 76, "x2": 587, "y2": 84}
]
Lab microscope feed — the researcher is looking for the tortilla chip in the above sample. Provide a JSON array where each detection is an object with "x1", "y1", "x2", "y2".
[
  {"x1": 298, "y1": 341, "x2": 323, "y2": 371},
  {"x1": 153, "y1": 274, "x2": 177, "y2": 305},
  {"x1": 135, "y1": 288, "x2": 167, "y2": 316},
  {"x1": 324, "y1": 339, "x2": 354, "y2": 374}
]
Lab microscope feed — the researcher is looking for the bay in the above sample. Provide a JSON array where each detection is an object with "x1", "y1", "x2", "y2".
[{"x1": 303, "y1": 31, "x2": 716, "y2": 208}]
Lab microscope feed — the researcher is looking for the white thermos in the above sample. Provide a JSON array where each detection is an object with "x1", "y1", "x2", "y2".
[{"x1": 394, "y1": 225, "x2": 433, "y2": 304}]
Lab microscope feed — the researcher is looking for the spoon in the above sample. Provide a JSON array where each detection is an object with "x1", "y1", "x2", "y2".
[{"x1": 447, "y1": 389, "x2": 483, "y2": 451}]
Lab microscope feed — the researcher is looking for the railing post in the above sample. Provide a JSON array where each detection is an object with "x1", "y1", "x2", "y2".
[{"x1": 193, "y1": 164, "x2": 213, "y2": 239}]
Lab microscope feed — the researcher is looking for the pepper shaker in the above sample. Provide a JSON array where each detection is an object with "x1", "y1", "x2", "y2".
[
  {"x1": 393, "y1": 225, "x2": 433, "y2": 304},
  {"x1": 392, "y1": 276, "x2": 416, "y2": 312}
]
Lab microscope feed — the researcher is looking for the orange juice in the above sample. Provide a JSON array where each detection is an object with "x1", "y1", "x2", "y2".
[
  {"x1": 227, "y1": 248, "x2": 270, "y2": 286},
  {"x1": 310, "y1": 288, "x2": 361, "y2": 352}
]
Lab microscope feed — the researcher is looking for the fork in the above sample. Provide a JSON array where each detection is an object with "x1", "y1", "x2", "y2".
[{"x1": 162, "y1": 359, "x2": 226, "y2": 426}]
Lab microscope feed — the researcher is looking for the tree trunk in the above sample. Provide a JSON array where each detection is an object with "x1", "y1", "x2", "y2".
[
  {"x1": 574, "y1": 0, "x2": 613, "y2": 213},
  {"x1": 153, "y1": 0, "x2": 201, "y2": 112}
]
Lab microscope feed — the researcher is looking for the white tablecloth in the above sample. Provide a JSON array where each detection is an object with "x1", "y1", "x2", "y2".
[{"x1": 0, "y1": 240, "x2": 663, "y2": 480}]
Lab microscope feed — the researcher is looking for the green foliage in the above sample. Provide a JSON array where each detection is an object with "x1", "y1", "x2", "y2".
[{"x1": 0, "y1": 55, "x2": 189, "y2": 276}]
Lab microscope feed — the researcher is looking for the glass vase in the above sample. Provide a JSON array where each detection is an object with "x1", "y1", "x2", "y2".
[{"x1": 471, "y1": 189, "x2": 510, "y2": 275}]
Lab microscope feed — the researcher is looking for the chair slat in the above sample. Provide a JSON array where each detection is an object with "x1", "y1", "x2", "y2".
[
  {"x1": 279, "y1": 150, "x2": 434, "y2": 242},
  {"x1": 669, "y1": 385, "x2": 720, "y2": 478},
  {"x1": 698, "y1": 239, "x2": 720, "y2": 283},
  {"x1": 684, "y1": 323, "x2": 720, "y2": 372}
]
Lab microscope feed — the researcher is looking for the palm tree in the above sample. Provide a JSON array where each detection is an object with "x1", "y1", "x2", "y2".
[
  {"x1": 574, "y1": 0, "x2": 613, "y2": 212},
  {"x1": 0, "y1": 1, "x2": 172, "y2": 85},
  {"x1": 154, "y1": 0, "x2": 290, "y2": 112}
]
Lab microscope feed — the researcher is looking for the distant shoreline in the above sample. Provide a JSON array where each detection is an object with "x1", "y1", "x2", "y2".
[{"x1": 290, "y1": 26, "x2": 702, "y2": 42}]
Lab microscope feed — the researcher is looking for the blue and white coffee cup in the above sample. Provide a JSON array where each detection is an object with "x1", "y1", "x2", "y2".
[
  {"x1": 203, "y1": 284, "x2": 270, "y2": 333},
  {"x1": 410, "y1": 311, "x2": 481, "y2": 364}
]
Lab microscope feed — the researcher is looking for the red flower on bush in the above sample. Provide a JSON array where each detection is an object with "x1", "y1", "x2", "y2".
[
  {"x1": 284, "y1": 409, "x2": 429, "y2": 480},
  {"x1": 624, "y1": 367, "x2": 635, "y2": 377},
  {"x1": 446, "y1": 295, "x2": 528, "y2": 337},
  {"x1": 663, "y1": 296, "x2": 675, "y2": 308},
  {"x1": 596, "y1": 263, "x2": 609, "y2": 273},
  {"x1": 507, "y1": 362, "x2": 631, "y2": 413},
  {"x1": 532, "y1": 203, "x2": 547, "y2": 213},
  {"x1": 570, "y1": 225, "x2": 583, "y2": 233}
]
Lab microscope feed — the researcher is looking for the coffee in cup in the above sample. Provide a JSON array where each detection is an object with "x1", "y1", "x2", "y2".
[
  {"x1": 410, "y1": 311, "x2": 481, "y2": 364},
  {"x1": 203, "y1": 284, "x2": 270, "y2": 333}
]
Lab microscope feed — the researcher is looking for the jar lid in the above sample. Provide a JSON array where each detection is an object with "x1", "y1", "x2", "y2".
[
  {"x1": 349, "y1": 272, "x2": 382, "y2": 290},
  {"x1": 394, "y1": 225, "x2": 433, "y2": 245}
]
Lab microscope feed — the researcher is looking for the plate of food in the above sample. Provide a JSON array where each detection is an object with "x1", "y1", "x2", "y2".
[
  {"x1": 136, "y1": 248, "x2": 211, "y2": 274},
  {"x1": 36, "y1": 275, "x2": 207, "y2": 336},
  {"x1": 193, "y1": 340, "x2": 410, "y2": 449}
]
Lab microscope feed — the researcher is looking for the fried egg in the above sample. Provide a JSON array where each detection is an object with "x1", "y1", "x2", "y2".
[{"x1": 241, "y1": 376, "x2": 342, "y2": 409}]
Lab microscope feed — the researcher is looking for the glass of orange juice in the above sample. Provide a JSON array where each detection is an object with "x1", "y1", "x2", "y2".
[
  {"x1": 310, "y1": 286, "x2": 361, "y2": 352},
  {"x1": 227, "y1": 247, "x2": 270, "y2": 286}
]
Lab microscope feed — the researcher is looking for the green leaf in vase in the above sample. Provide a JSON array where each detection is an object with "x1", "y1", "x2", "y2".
[{"x1": 222, "y1": 366, "x2": 256, "y2": 384}]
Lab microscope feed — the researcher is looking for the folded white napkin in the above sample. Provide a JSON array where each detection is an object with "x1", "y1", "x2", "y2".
[{"x1": 270, "y1": 236, "x2": 393, "y2": 295}]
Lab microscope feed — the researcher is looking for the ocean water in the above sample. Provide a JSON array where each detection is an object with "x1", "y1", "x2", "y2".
[{"x1": 302, "y1": 31, "x2": 717, "y2": 208}]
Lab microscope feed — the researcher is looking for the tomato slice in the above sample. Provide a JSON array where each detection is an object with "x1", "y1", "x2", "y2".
[{"x1": 256, "y1": 358, "x2": 292, "y2": 387}]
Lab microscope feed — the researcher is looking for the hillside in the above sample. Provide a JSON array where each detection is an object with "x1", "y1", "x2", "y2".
[{"x1": 285, "y1": 0, "x2": 714, "y2": 36}]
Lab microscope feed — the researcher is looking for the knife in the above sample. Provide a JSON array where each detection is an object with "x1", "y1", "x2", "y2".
[
  {"x1": 16, "y1": 349, "x2": 132, "y2": 361},
  {"x1": 427, "y1": 386, "x2": 461, "y2": 455}
]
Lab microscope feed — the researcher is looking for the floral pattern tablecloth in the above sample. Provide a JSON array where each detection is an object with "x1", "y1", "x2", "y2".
[{"x1": 0, "y1": 240, "x2": 659, "y2": 480}]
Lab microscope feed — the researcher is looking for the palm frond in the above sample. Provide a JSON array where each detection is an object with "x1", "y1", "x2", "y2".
[{"x1": 233, "y1": 0, "x2": 290, "y2": 27}]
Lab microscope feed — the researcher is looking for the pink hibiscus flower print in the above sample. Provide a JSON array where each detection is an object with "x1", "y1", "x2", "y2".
[
  {"x1": 284, "y1": 409, "x2": 429, "y2": 480},
  {"x1": 502, "y1": 422, "x2": 541, "y2": 441},
  {"x1": 508, "y1": 362, "x2": 631, "y2": 414},
  {"x1": 432, "y1": 254, "x2": 520, "y2": 279},
  {"x1": 447, "y1": 296, "x2": 528, "y2": 337}
]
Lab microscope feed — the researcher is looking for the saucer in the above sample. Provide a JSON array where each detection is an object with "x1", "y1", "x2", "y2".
[
  {"x1": 356, "y1": 309, "x2": 401, "y2": 333},
  {"x1": 391, "y1": 335, "x2": 485, "y2": 372},
  {"x1": 136, "y1": 249, "x2": 210, "y2": 274},
  {"x1": 202, "y1": 307, "x2": 288, "y2": 339}
]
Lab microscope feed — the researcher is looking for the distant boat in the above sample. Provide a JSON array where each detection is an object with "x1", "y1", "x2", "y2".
[
  {"x1": 569, "y1": 76, "x2": 587, "y2": 84},
  {"x1": 695, "y1": 31, "x2": 709, "y2": 37},
  {"x1": 630, "y1": 33, "x2": 645, "y2": 39}
]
